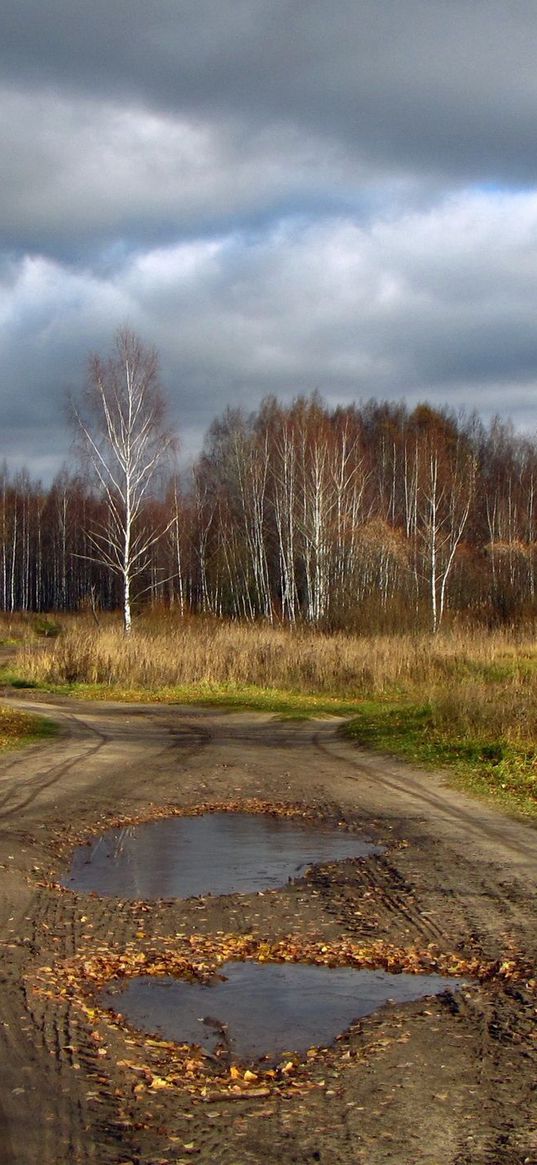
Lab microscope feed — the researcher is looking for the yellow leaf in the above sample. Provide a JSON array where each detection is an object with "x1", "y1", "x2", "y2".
[{"x1": 149, "y1": 1075, "x2": 171, "y2": 1090}]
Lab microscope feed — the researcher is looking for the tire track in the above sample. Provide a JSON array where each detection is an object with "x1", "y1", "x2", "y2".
[
  {"x1": 0, "y1": 701, "x2": 216, "y2": 1165},
  {"x1": 313, "y1": 731, "x2": 537, "y2": 873},
  {"x1": 0, "y1": 704, "x2": 212, "y2": 823},
  {"x1": 0, "y1": 705, "x2": 109, "y2": 819},
  {"x1": 1, "y1": 702, "x2": 537, "y2": 1164}
]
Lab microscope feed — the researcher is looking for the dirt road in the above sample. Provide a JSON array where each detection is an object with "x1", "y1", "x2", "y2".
[{"x1": 0, "y1": 695, "x2": 536, "y2": 1165}]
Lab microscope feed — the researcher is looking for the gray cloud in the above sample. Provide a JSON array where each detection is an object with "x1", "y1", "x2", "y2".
[
  {"x1": 3, "y1": 0, "x2": 537, "y2": 189},
  {"x1": 3, "y1": 1, "x2": 537, "y2": 478},
  {"x1": 3, "y1": 190, "x2": 537, "y2": 479},
  {"x1": 0, "y1": 86, "x2": 378, "y2": 255}
]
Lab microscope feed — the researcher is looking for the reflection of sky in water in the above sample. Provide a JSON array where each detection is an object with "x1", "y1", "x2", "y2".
[
  {"x1": 63, "y1": 813, "x2": 381, "y2": 898},
  {"x1": 101, "y1": 961, "x2": 461, "y2": 1062}
]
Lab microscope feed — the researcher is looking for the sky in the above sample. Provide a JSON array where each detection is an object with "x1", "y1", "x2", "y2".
[{"x1": 4, "y1": 0, "x2": 537, "y2": 480}]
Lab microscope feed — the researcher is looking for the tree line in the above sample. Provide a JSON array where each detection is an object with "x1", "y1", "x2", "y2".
[{"x1": 2, "y1": 331, "x2": 537, "y2": 632}]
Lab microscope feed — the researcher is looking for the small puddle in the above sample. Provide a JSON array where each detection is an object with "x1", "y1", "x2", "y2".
[
  {"x1": 101, "y1": 961, "x2": 461, "y2": 1062},
  {"x1": 62, "y1": 812, "x2": 380, "y2": 899}
]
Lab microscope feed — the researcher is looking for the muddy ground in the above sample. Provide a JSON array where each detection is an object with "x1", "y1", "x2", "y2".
[{"x1": 0, "y1": 695, "x2": 536, "y2": 1165}]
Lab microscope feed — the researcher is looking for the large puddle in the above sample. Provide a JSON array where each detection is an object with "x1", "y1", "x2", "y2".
[
  {"x1": 62, "y1": 812, "x2": 380, "y2": 898},
  {"x1": 101, "y1": 961, "x2": 460, "y2": 1062}
]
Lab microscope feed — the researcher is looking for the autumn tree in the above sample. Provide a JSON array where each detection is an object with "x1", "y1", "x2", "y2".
[
  {"x1": 408, "y1": 407, "x2": 476, "y2": 632},
  {"x1": 71, "y1": 328, "x2": 176, "y2": 632}
]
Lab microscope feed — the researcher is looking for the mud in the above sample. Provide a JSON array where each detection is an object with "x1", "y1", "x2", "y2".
[{"x1": 0, "y1": 695, "x2": 536, "y2": 1165}]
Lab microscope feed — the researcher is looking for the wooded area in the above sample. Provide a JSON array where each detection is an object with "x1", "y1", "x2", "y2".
[{"x1": 3, "y1": 386, "x2": 537, "y2": 631}]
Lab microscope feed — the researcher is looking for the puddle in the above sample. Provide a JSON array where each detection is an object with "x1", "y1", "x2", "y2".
[
  {"x1": 62, "y1": 812, "x2": 380, "y2": 899},
  {"x1": 101, "y1": 961, "x2": 460, "y2": 1062}
]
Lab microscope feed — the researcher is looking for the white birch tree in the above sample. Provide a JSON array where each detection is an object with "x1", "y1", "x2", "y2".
[
  {"x1": 72, "y1": 328, "x2": 176, "y2": 633},
  {"x1": 416, "y1": 433, "x2": 475, "y2": 632}
]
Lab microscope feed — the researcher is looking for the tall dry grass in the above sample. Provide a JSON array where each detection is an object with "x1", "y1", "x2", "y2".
[
  {"x1": 14, "y1": 614, "x2": 537, "y2": 736},
  {"x1": 0, "y1": 612, "x2": 57, "y2": 643},
  {"x1": 21, "y1": 617, "x2": 406, "y2": 691},
  {"x1": 428, "y1": 678, "x2": 537, "y2": 749},
  {"x1": 10, "y1": 614, "x2": 537, "y2": 811}
]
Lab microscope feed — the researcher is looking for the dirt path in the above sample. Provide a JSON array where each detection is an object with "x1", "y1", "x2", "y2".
[{"x1": 0, "y1": 695, "x2": 536, "y2": 1165}]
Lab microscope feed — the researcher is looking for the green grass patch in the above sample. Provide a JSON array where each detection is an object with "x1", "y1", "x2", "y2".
[
  {"x1": 17, "y1": 677, "x2": 364, "y2": 719},
  {"x1": 0, "y1": 705, "x2": 58, "y2": 752},
  {"x1": 343, "y1": 702, "x2": 537, "y2": 820},
  {"x1": 0, "y1": 664, "x2": 37, "y2": 687}
]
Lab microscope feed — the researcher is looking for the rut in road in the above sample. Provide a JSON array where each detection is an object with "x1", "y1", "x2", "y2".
[{"x1": 0, "y1": 698, "x2": 536, "y2": 1165}]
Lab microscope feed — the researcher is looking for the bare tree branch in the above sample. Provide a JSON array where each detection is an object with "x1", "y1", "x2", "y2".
[{"x1": 70, "y1": 328, "x2": 177, "y2": 632}]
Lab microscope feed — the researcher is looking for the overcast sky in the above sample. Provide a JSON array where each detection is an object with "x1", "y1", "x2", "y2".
[{"x1": 4, "y1": 0, "x2": 537, "y2": 479}]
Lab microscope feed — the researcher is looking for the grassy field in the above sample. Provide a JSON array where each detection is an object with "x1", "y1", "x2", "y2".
[
  {"x1": 3, "y1": 612, "x2": 537, "y2": 819},
  {"x1": 0, "y1": 704, "x2": 57, "y2": 752}
]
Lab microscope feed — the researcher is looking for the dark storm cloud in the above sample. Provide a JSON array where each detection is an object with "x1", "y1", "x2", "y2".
[
  {"x1": 3, "y1": 0, "x2": 537, "y2": 187},
  {"x1": 0, "y1": 86, "x2": 371, "y2": 254},
  {"x1": 3, "y1": 1, "x2": 537, "y2": 476}
]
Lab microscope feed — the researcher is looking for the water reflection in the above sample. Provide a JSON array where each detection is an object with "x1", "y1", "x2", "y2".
[
  {"x1": 62, "y1": 812, "x2": 381, "y2": 899},
  {"x1": 101, "y1": 961, "x2": 461, "y2": 1062}
]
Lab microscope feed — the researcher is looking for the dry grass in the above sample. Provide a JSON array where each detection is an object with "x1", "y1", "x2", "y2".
[
  {"x1": 13, "y1": 613, "x2": 537, "y2": 713},
  {"x1": 9, "y1": 617, "x2": 482, "y2": 690},
  {"x1": 0, "y1": 612, "x2": 61, "y2": 645},
  {"x1": 8, "y1": 613, "x2": 537, "y2": 812},
  {"x1": 429, "y1": 679, "x2": 537, "y2": 746}
]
